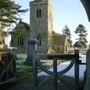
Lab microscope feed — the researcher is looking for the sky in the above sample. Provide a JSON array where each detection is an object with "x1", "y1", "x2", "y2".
[{"x1": 6, "y1": 0, "x2": 90, "y2": 46}]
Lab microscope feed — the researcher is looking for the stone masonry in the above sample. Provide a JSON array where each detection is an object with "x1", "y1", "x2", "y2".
[{"x1": 30, "y1": 0, "x2": 53, "y2": 53}]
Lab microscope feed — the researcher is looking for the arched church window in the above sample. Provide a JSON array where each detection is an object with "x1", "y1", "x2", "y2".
[
  {"x1": 36, "y1": 9, "x2": 41, "y2": 18},
  {"x1": 17, "y1": 37, "x2": 23, "y2": 46},
  {"x1": 37, "y1": 35, "x2": 41, "y2": 46}
]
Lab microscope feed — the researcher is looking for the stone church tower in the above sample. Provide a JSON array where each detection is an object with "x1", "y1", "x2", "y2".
[{"x1": 30, "y1": 0, "x2": 53, "y2": 53}]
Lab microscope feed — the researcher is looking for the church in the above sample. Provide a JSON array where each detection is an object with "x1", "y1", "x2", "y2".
[{"x1": 10, "y1": 0, "x2": 70, "y2": 53}]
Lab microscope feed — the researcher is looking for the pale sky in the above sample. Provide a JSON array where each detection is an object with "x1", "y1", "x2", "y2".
[{"x1": 6, "y1": 0, "x2": 90, "y2": 46}]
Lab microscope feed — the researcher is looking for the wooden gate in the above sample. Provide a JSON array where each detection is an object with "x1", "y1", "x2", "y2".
[
  {"x1": 33, "y1": 50, "x2": 80, "y2": 90},
  {"x1": 29, "y1": 40, "x2": 86, "y2": 90},
  {"x1": 0, "y1": 52, "x2": 16, "y2": 86}
]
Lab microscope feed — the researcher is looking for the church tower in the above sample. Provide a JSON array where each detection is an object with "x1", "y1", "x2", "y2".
[{"x1": 30, "y1": 0, "x2": 53, "y2": 53}]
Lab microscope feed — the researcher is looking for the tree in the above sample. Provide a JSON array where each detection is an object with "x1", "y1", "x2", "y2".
[
  {"x1": 0, "y1": 0, "x2": 27, "y2": 49},
  {"x1": 74, "y1": 24, "x2": 87, "y2": 49},
  {"x1": 62, "y1": 25, "x2": 72, "y2": 46},
  {"x1": 0, "y1": 0, "x2": 28, "y2": 28}
]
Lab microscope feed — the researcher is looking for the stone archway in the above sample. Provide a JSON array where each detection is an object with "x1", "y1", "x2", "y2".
[
  {"x1": 81, "y1": 0, "x2": 90, "y2": 21},
  {"x1": 80, "y1": 1, "x2": 90, "y2": 90}
]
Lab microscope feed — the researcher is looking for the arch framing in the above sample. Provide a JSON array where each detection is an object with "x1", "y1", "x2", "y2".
[{"x1": 81, "y1": 0, "x2": 90, "y2": 21}]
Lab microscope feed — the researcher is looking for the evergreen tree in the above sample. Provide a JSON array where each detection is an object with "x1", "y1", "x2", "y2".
[
  {"x1": 0, "y1": 0, "x2": 28, "y2": 28},
  {"x1": 74, "y1": 24, "x2": 87, "y2": 49},
  {"x1": 0, "y1": 0, "x2": 27, "y2": 49},
  {"x1": 62, "y1": 25, "x2": 72, "y2": 46}
]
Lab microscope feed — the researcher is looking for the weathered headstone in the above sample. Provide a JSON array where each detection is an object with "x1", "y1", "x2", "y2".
[{"x1": 26, "y1": 39, "x2": 38, "y2": 64}]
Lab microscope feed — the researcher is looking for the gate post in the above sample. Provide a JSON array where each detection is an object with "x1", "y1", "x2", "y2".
[
  {"x1": 53, "y1": 59, "x2": 57, "y2": 90},
  {"x1": 32, "y1": 39, "x2": 38, "y2": 90},
  {"x1": 84, "y1": 49, "x2": 90, "y2": 90},
  {"x1": 75, "y1": 50, "x2": 79, "y2": 90},
  {"x1": 27, "y1": 39, "x2": 38, "y2": 90}
]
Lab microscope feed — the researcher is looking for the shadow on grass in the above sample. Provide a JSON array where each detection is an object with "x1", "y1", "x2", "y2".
[
  {"x1": 1, "y1": 60, "x2": 83, "y2": 90},
  {"x1": 36, "y1": 75, "x2": 75, "y2": 90},
  {"x1": 3, "y1": 74, "x2": 77, "y2": 90}
]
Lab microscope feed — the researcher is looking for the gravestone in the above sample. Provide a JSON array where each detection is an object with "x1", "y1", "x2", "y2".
[{"x1": 26, "y1": 39, "x2": 38, "y2": 64}]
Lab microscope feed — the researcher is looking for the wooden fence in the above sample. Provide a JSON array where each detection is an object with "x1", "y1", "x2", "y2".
[{"x1": 0, "y1": 52, "x2": 16, "y2": 86}]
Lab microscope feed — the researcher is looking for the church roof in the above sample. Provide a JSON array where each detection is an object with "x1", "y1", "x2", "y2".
[
  {"x1": 10, "y1": 20, "x2": 29, "y2": 36},
  {"x1": 13, "y1": 20, "x2": 29, "y2": 31},
  {"x1": 52, "y1": 31, "x2": 66, "y2": 45}
]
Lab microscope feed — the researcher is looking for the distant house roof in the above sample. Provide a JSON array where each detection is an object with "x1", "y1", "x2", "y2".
[{"x1": 52, "y1": 31, "x2": 66, "y2": 45}]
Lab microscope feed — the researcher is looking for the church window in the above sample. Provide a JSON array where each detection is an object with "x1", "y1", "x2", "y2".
[
  {"x1": 36, "y1": 9, "x2": 41, "y2": 18},
  {"x1": 37, "y1": 35, "x2": 41, "y2": 46},
  {"x1": 17, "y1": 37, "x2": 23, "y2": 46}
]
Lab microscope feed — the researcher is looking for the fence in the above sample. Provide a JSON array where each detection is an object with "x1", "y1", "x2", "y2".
[{"x1": 0, "y1": 52, "x2": 16, "y2": 86}]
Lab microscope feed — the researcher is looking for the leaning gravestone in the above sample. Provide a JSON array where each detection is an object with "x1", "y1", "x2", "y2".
[{"x1": 26, "y1": 39, "x2": 38, "y2": 64}]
